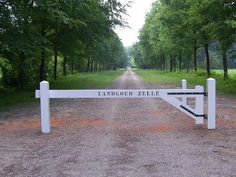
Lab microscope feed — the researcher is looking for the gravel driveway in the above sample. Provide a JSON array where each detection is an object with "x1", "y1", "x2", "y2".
[{"x1": 0, "y1": 70, "x2": 236, "y2": 177}]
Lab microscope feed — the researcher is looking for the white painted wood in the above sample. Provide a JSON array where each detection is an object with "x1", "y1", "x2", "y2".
[
  {"x1": 40, "y1": 81, "x2": 50, "y2": 133},
  {"x1": 182, "y1": 79, "x2": 187, "y2": 105},
  {"x1": 162, "y1": 98, "x2": 197, "y2": 120},
  {"x1": 35, "y1": 89, "x2": 204, "y2": 99},
  {"x1": 159, "y1": 92, "x2": 198, "y2": 121},
  {"x1": 195, "y1": 86, "x2": 204, "y2": 124},
  {"x1": 207, "y1": 78, "x2": 216, "y2": 129},
  {"x1": 35, "y1": 79, "x2": 215, "y2": 133}
]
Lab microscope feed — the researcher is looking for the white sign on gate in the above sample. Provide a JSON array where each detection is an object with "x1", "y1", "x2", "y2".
[{"x1": 35, "y1": 79, "x2": 216, "y2": 133}]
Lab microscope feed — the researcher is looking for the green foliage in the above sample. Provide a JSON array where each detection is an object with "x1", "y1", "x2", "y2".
[
  {"x1": 0, "y1": 0, "x2": 129, "y2": 89},
  {"x1": 132, "y1": 0, "x2": 236, "y2": 79},
  {"x1": 0, "y1": 90, "x2": 36, "y2": 111},
  {"x1": 135, "y1": 69, "x2": 236, "y2": 95}
]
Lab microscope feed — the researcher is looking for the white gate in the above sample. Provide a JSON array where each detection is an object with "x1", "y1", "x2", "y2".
[{"x1": 35, "y1": 78, "x2": 216, "y2": 133}]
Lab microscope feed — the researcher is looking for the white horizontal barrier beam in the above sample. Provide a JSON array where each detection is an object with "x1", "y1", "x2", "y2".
[{"x1": 35, "y1": 89, "x2": 205, "y2": 99}]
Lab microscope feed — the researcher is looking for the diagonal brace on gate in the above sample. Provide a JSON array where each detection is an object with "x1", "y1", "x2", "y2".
[{"x1": 158, "y1": 85, "x2": 205, "y2": 125}]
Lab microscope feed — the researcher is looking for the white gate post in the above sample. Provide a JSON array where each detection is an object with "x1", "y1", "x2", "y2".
[
  {"x1": 182, "y1": 79, "x2": 187, "y2": 105},
  {"x1": 195, "y1": 85, "x2": 204, "y2": 124},
  {"x1": 40, "y1": 81, "x2": 50, "y2": 133},
  {"x1": 207, "y1": 78, "x2": 216, "y2": 129}
]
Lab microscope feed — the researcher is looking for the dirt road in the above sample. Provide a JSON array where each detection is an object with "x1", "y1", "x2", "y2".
[{"x1": 0, "y1": 70, "x2": 236, "y2": 177}]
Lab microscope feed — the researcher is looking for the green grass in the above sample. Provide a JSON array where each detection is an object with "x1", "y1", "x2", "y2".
[
  {"x1": 50, "y1": 70, "x2": 123, "y2": 89},
  {"x1": 0, "y1": 70, "x2": 123, "y2": 111},
  {"x1": 213, "y1": 69, "x2": 236, "y2": 77},
  {"x1": 134, "y1": 69, "x2": 236, "y2": 95},
  {"x1": 0, "y1": 91, "x2": 37, "y2": 111}
]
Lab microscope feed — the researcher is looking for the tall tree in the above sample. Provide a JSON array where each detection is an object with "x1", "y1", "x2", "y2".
[{"x1": 0, "y1": 0, "x2": 129, "y2": 89}]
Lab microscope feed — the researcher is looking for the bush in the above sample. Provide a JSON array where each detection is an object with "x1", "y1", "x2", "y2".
[{"x1": 195, "y1": 69, "x2": 207, "y2": 77}]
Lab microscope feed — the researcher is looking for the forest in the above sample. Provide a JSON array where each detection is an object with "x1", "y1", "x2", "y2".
[
  {"x1": 0, "y1": 0, "x2": 129, "y2": 90},
  {"x1": 131, "y1": 0, "x2": 236, "y2": 79}
]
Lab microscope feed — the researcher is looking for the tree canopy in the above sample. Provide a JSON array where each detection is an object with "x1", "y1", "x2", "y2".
[
  {"x1": 0, "y1": 0, "x2": 129, "y2": 89},
  {"x1": 132, "y1": 0, "x2": 236, "y2": 78}
]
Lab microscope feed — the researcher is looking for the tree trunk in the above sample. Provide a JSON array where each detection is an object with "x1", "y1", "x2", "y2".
[
  {"x1": 77, "y1": 64, "x2": 80, "y2": 76},
  {"x1": 96, "y1": 62, "x2": 99, "y2": 71},
  {"x1": 186, "y1": 60, "x2": 189, "y2": 73},
  {"x1": 160, "y1": 59, "x2": 163, "y2": 70},
  {"x1": 179, "y1": 51, "x2": 182, "y2": 72},
  {"x1": 97, "y1": 63, "x2": 100, "y2": 71},
  {"x1": 160, "y1": 53, "x2": 164, "y2": 70},
  {"x1": 113, "y1": 64, "x2": 117, "y2": 70},
  {"x1": 94, "y1": 61, "x2": 98, "y2": 72},
  {"x1": 40, "y1": 28, "x2": 46, "y2": 81},
  {"x1": 53, "y1": 45, "x2": 58, "y2": 80},
  {"x1": 170, "y1": 56, "x2": 173, "y2": 72},
  {"x1": 193, "y1": 29, "x2": 197, "y2": 71},
  {"x1": 163, "y1": 55, "x2": 166, "y2": 70},
  {"x1": 193, "y1": 41, "x2": 197, "y2": 71},
  {"x1": 90, "y1": 60, "x2": 94, "y2": 72},
  {"x1": 173, "y1": 55, "x2": 176, "y2": 72},
  {"x1": 222, "y1": 49, "x2": 228, "y2": 79},
  {"x1": 87, "y1": 58, "x2": 90, "y2": 72},
  {"x1": 99, "y1": 63, "x2": 102, "y2": 71},
  {"x1": 18, "y1": 51, "x2": 25, "y2": 89},
  {"x1": 77, "y1": 63, "x2": 80, "y2": 72},
  {"x1": 205, "y1": 43, "x2": 211, "y2": 77},
  {"x1": 70, "y1": 58, "x2": 74, "y2": 75},
  {"x1": 63, "y1": 56, "x2": 67, "y2": 77}
]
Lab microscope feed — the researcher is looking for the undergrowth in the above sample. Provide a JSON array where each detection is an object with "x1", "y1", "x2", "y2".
[
  {"x1": 134, "y1": 69, "x2": 236, "y2": 95},
  {"x1": 0, "y1": 70, "x2": 123, "y2": 111}
]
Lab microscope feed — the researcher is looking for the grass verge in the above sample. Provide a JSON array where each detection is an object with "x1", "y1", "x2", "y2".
[
  {"x1": 0, "y1": 70, "x2": 123, "y2": 111},
  {"x1": 134, "y1": 69, "x2": 236, "y2": 95}
]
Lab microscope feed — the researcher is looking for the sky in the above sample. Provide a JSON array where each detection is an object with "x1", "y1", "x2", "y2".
[{"x1": 114, "y1": 0, "x2": 156, "y2": 47}]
